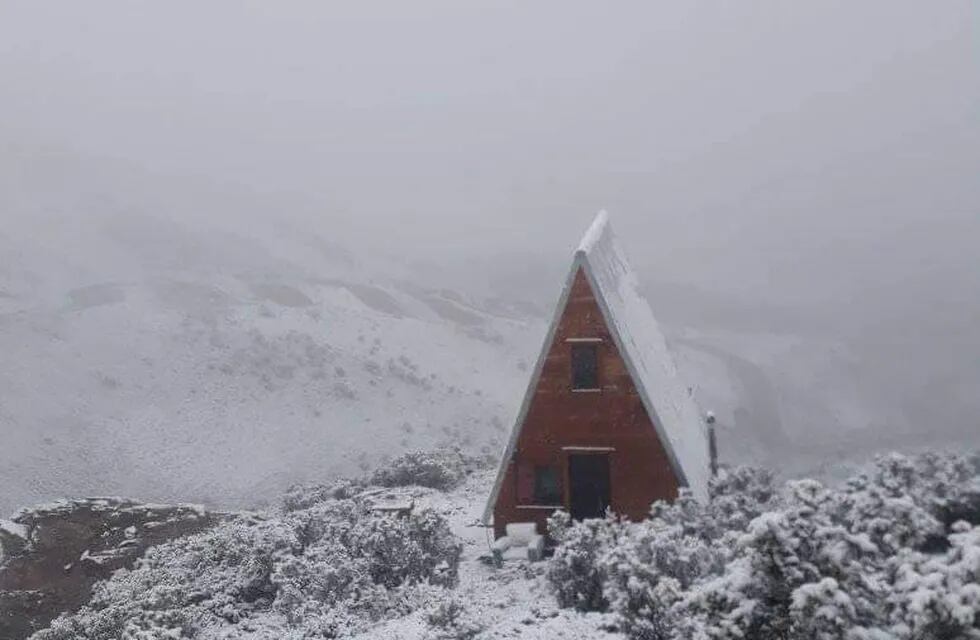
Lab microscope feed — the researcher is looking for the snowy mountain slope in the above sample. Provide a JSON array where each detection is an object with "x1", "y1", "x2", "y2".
[
  {"x1": 670, "y1": 320, "x2": 979, "y2": 482},
  {"x1": 3, "y1": 202, "x2": 971, "y2": 518},
  {"x1": 0, "y1": 211, "x2": 538, "y2": 517},
  {"x1": 672, "y1": 329, "x2": 877, "y2": 471}
]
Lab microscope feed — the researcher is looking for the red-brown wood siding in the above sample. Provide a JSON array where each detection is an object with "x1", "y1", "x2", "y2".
[{"x1": 492, "y1": 267, "x2": 680, "y2": 538}]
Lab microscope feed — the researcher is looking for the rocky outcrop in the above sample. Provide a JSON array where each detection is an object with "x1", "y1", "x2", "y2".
[{"x1": 0, "y1": 498, "x2": 219, "y2": 640}]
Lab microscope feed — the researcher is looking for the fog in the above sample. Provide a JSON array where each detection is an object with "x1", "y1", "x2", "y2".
[
  {"x1": 0, "y1": 2, "x2": 978, "y2": 510},
  {"x1": 4, "y1": 2, "x2": 976, "y2": 260}
]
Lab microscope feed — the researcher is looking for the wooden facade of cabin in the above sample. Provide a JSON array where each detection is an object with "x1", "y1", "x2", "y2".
[
  {"x1": 490, "y1": 268, "x2": 680, "y2": 537},
  {"x1": 484, "y1": 212, "x2": 710, "y2": 539}
]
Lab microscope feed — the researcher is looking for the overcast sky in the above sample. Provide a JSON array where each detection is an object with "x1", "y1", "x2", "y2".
[{"x1": 1, "y1": 1, "x2": 977, "y2": 306}]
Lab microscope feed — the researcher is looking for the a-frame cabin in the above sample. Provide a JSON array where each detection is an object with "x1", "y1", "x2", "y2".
[{"x1": 484, "y1": 212, "x2": 710, "y2": 538}]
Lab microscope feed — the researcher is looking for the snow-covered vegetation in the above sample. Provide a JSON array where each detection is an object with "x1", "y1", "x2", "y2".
[
  {"x1": 10, "y1": 450, "x2": 977, "y2": 640},
  {"x1": 546, "y1": 452, "x2": 980, "y2": 640},
  {"x1": 13, "y1": 460, "x2": 621, "y2": 640},
  {"x1": 370, "y1": 449, "x2": 484, "y2": 492},
  {"x1": 31, "y1": 495, "x2": 461, "y2": 639}
]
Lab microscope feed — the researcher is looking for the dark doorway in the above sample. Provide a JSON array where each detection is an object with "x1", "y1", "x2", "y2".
[{"x1": 568, "y1": 454, "x2": 611, "y2": 520}]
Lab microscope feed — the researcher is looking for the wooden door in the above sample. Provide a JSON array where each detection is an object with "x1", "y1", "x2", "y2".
[{"x1": 567, "y1": 454, "x2": 611, "y2": 520}]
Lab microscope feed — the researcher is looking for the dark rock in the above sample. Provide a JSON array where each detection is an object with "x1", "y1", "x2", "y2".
[{"x1": 0, "y1": 498, "x2": 220, "y2": 640}]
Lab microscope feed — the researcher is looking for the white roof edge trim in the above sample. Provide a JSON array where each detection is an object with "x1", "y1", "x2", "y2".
[{"x1": 480, "y1": 254, "x2": 585, "y2": 524}]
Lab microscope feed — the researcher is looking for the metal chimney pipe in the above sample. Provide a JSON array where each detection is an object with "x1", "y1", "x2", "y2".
[{"x1": 705, "y1": 411, "x2": 718, "y2": 477}]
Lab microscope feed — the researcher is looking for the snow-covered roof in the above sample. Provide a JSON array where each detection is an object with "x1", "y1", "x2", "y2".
[
  {"x1": 483, "y1": 212, "x2": 710, "y2": 524},
  {"x1": 578, "y1": 211, "x2": 710, "y2": 499}
]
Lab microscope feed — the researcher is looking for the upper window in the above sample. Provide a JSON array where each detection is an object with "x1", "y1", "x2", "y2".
[{"x1": 571, "y1": 344, "x2": 599, "y2": 390}]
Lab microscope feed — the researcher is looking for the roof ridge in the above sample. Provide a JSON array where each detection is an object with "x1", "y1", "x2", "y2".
[{"x1": 575, "y1": 210, "x2": 610, "y2": 256}]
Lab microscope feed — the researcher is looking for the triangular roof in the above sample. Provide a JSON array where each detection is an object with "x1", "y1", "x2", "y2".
[{"x1": 482, "y1": 211, "x2": 710, "y2": 524}]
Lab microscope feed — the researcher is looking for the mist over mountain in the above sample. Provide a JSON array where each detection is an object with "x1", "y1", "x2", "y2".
[
  {"x1": 1, "y1": 152, "x2": 976, "y2": 516},
  {"x1": 2, "y1": 1, "x2": 979, "y2": 515}
]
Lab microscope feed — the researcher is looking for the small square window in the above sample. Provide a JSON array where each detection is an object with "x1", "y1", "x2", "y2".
[
  {"x1": 534, "y1": 466, "x2": 562, "y2": 505},
  {"x1": 571, "y1": 344, "x2": 599, "y2": 390}
]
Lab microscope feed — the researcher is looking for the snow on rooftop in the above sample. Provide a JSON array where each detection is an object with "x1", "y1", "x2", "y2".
[
  {"x1": 575, "y1": 209, "x2": 611, "y2": 256},
  {"x1": 577, "y1": 211, "x2": 710, "y2": 499}
]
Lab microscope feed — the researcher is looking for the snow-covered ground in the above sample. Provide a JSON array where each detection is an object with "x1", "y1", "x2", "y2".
[
  {"x1": 7, "y1": 450, "x2": 977, "y2": 640},
  {"x1": 348, "y1": 471, "x2": 622, "y2": 640}
]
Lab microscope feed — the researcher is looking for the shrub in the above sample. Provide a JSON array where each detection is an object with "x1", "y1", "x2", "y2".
[
  {"x1": 427, "y1": 598, "x2": 486, "y2": 640},
  {"x1": 708, "y1": 465, "x2": 778, "y2": 532},
  {"x1": 546, "y1": 468, "x2": 776, "y2": 631},
  {"x1": 33, "y1": 496, "x2": 461, "y2": 640},
  {"x1": 546, "y1": 454, "x2": 980, "y2": 640},
  {"x1": 882, "y1": 451, "x2": 980, "y2": 531},
  {"x1": 370, "y1": 449, "x2": 469, "y2": 491},
  {"x1": 546, "y1": 511, "x2": 624, "y2": 612},
  {"x1": 603, "y1": 500, "x2": 729, "y2": 640},
  {"x1": 281, "y1": 479, "x2": 361, "y2": 513},
  {"x1": 887, "y1": 522, "x2": 980, "y2": 639}
]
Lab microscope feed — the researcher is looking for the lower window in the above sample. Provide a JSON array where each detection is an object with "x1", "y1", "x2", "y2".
[{"x1": 533, "y1": 466, "x2": 562, "y2": 505}]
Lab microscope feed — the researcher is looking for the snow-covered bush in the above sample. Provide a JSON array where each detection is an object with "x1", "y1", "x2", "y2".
[
  {"x1": 603, "y1": 497, "x2": 730, "y2": 640},
  {"x1": 875, "y1": 451, "x2": 980, "y2": 532},
  {"x1": 832, "y1": 454, "x2": 946, "y2": 555},
  {"x1": 887, "y1": 521, "x2": 980, "y2": 639},
  {"x1": 670, "y1": 461, "x2": 977, "y2": 640},
  {"x1": 426, "y1": 597, "x2": 486, "y2": 640},
  {"x1": 33, "y1": 515, "x2": 297, "y2": 640},
  {"x1": 370, "y1": 448, "x2": 470, "y2": 491},
  {"x1": 596, "y1": 475, "x2": 775, "y2": 640},
  {"x1": 676, "y1": 482, "x2": 884, "y2": 640},
  {"x1": 546, "y1": 454, "x2": 980, "y2": 640},
  {"x1": 281, "y1": 479, "x2": 361, "y2": 513},
  {"x1": 707, "y1": 464, "x2": 778, "y2": 532},
  {"x1": 545, "y1": 468, "x2": 776, "y2": 625},
  {"x1": 32, "y1": 496, "x2": 461, "y2": 640},
  {"x1": 546, "y1": 511, "x2": 624, "y2": 612}
]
